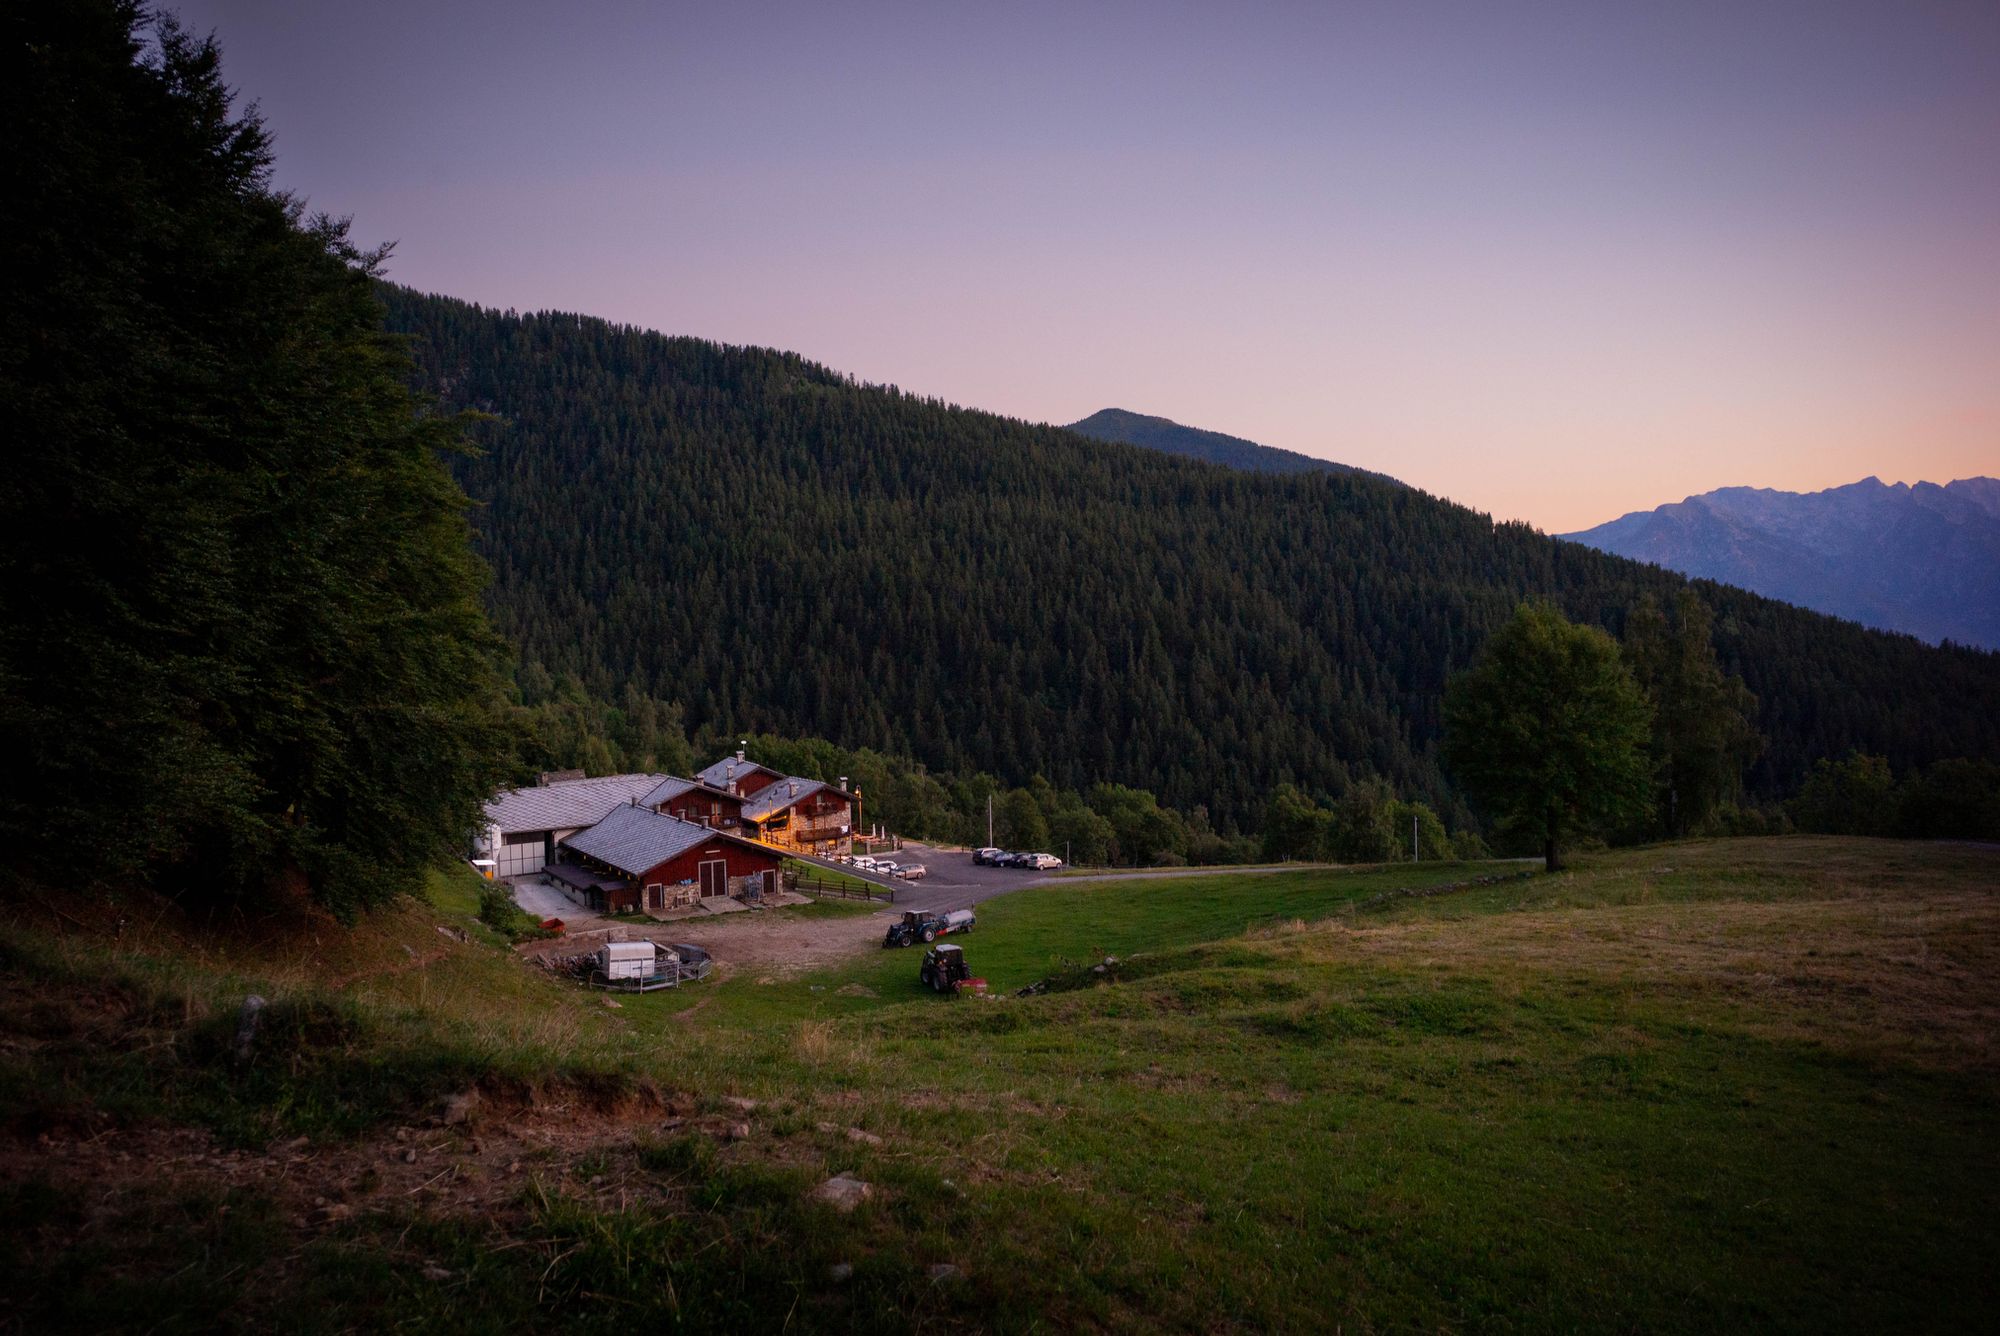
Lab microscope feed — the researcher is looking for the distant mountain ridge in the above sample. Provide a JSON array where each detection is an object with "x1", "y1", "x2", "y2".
[
  {"x1": 1562, "y1": 476, "x2": 2000, "y2": 649},
  {"x1": 1065, "y1": 408, "x2": 1395, "y2": 483}
]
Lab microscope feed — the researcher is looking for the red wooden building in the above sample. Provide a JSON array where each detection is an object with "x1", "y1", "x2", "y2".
[
  {"x1": 695, "y1": 750, "x2": 787, "y2": 799},
  {"x1": 552, "y1": 803, "x2": 786, "y2": 914},
  {"x1": 640, "y1": 776, "x2": 747, "y2": 831}
]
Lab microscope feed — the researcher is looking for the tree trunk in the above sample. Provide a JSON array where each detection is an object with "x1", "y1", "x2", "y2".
[{"x1": 1544, "y1": 808, "x2": 1561, "y2": 872}]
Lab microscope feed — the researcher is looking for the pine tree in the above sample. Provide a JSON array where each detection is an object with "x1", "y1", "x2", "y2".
[
  {"x1": 0, "y1": 3, "x2": 515, "y2": 914},
  {"x1": 1624, "y1": 592, "x2": 1763, "y2": 837}
]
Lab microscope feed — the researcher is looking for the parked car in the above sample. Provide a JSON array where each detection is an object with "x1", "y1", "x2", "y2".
[
  {"x1": 1002, "y1": 852, "x2": 1033, "y2": 868},
  {"x1": 896, "y1": 863, "x2": 927, "y2": 880},
  {"x1": 972, "y1": 847, "x2": 1004, "y2": 866},
  {"x1": 873, "y1": 860, "x2": 900, "y2": 876},
  {"x1": 1026, "y1": 853, "x2": 1063, "y2": 870},
  {"x1": 851, "y1": 856, "x2": 878, "y2": 870}
]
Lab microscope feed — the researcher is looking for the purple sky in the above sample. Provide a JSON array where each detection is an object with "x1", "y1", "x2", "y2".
[{"x1": 172, "y1": 0, "x2": 1998, "y2": 531}]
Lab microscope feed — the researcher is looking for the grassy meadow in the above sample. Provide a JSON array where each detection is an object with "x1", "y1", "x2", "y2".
[{"x1": 2, "y1": 838, "x2": 1995, "y2": 1331}]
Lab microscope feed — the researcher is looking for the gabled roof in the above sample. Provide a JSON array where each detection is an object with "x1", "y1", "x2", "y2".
[
  {"x1": 695, "y1": 755, "x2": 786, "y2": 791},
  {"x1": 743, "y1": 776, "x2": 854, "y2": 820},
  {"x1": 485, "y1": 773, "x2": 669, "y2": 835},
  {"x1": 559, "y1": 804, "x2": 771, "y2": 880},
  {"x1": 743, "y1": 777, "x2": 823, "y2": 820},
  {"x1": 639, "y1": 775, "x2": 742, "y2": 809}
]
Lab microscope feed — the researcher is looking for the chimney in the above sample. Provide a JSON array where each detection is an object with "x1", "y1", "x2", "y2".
[
  {"x1": 838, "y1": 776, "x2": 847, "y2": 793},
  {"x1": 790, "y1": 780, "x2": 798, "y2": 798},
  {"x1": 737, "y1": 742, "x2": 746, "y2": 762}
]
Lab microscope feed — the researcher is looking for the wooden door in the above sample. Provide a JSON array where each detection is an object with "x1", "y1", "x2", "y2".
[
  {"x1": 699, "y1": 859, "x2": 726, "y2": 898},
  {"x1": 762, "y1": 869, "x2": 777, "y2": 899}
]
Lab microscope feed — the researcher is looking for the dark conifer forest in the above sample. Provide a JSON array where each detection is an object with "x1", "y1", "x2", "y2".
[
  {"x1": 1, "y1": 5, "x2": 515, "y2": 912},
  {"x1": 382, "y1": 289, "x2": 2000, "y2": 832}
]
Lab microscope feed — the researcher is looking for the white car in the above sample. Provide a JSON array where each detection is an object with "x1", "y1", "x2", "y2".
[
  {"x1": 873, "y1": 861, "x2": 900, "y2": 876},
  {"x1": 851, "y1": 856, "x2": 879, "y2": 871},
  {"x1": 1026, "y1": 853, "x2": 1063, "y2": 870}
]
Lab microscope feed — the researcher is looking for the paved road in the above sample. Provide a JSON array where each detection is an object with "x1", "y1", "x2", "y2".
[
  {"x1": 790, "y1": 843, "x2": 1061, "y2": 913},
  {"x1": 509, "y1": 878, "x2": 605, "y2": 922}
]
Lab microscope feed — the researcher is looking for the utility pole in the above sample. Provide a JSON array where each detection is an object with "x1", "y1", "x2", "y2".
[
  {"x1": 987, "y1": 792, "x2": 994, "y2": 848},
  {"x1": 1412, "y1": 812, "x2": 1419, "y2": 862}
]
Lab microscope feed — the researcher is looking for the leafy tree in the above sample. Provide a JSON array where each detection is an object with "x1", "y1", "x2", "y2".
[
  {"x1": 999, "y1": 788, "x2": 1051, "y2": 851},
  {"x1": 1262, "y1": 784, "x2": 1332, "y2": 861},
  {"x1": 1444, "y1": 604, "x2": 1655, "y2": 871},
  {"x1": 1386, "y1": 800, "x2": 1452, "y2": 861},
  {"x1": 1790, "y1": 753, "x2": 1896, "y2": 836},
  {"x1": 0, "y1": 3, "x2": 514, "y2": 914},
  {"x1": 1048, "y1": 799, "x2": 1116, "y2": 867},
  {"x1": 1894, "y1": 759, "x2": 2000, "y2": 840},
  {"x1": 1623, "y1": 592, "x2": 1762, "y2": 836},
  {"x1": 1088, "y1": 784, "x2": 1190, "y2": 866},
  {"x1": 1329, "y1": 779, "x2": 1400, "y2": 863}
]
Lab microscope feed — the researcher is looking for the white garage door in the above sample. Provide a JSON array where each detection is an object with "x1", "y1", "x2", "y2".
[{"x1": 496, "y1": 830, "x2": 551, "y2": 877}]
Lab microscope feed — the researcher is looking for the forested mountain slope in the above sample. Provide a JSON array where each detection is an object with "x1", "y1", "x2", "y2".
[
  {"x1": 383, "y1": 288, "x2": 2000, "y2": 829},
  {"x1": 1065, "y1": 407, "x2": 1390, "y2": 480},
  {"x1": 1563, "y1": 476, "x2": 2000, "y2": 650}
]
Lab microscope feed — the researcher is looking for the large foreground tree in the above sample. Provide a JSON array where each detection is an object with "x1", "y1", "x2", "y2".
[
  {"x1": 1444, "y1": 604, "x2": 1654, "y2": 871},
  {"x1": 0, "y1": 2, "x2": 515, "y2": 914}
]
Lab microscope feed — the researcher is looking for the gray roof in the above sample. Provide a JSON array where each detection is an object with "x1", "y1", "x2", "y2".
[
  {"x1": 638, "y1": 775, "x2": 740, "y2": 809},
  {"x1": 695, "y1": 755, "x2": 786, "y2": 791},
  {"x1": 742, "y1": 777, "x2": 830, "y2": 820},
  {"x1": 559, "y1": 804, "x2": 750, "y2": 879},
  {"x1": 484, "y1": 773, "x2": 668, "y2": 835}
]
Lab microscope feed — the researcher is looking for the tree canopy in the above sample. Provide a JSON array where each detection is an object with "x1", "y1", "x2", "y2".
[
  {"x1": 0, "y1": 2, "x2": 515, "y2": 914},
  {"x1": 1622, "y1": 591, "x2": 1762, "y2": 837},
  {"x1": 1444, "y1": 604, "x2": 1655, "y2": 870}
]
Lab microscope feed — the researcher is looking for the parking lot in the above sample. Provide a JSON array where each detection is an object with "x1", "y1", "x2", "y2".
[{"x1": 805, "y1": 842, "x2": 1060, "y2": 912}]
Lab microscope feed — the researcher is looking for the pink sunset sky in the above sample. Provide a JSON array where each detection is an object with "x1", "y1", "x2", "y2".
[{"x1": 175, "y1": 0, "x2": 1997, "y2": 532}]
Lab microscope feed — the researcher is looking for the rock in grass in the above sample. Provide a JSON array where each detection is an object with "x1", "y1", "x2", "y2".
[
  {"x1": 813, "y1": 1173, "x2": 872, "y2": 1212},
  {"x1": 928, "y1": 1263, "x2": 962, "y2": 1283},
  {"x1": 827, "y1": 1262, "x2": 854, "y2": 1283},
  {"x1": 442, "y1": 1091, "x2": 479, "y2": 1126},
  {"x1": 231, "y1": 994, "x2": 266, "y2": 1066}
]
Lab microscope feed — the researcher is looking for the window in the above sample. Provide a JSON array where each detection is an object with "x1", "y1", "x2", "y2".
[{"x1": 502, "y1": 830, "x2": 542, "y2": 846}]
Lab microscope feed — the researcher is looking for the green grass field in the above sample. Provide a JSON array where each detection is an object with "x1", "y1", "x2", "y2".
[{"x1": 2, "y1": 838, "x2": 1995, "y2": 1331}]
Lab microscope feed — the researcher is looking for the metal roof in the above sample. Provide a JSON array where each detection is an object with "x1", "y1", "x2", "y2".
[
  {"x1": 559, "y1": 804, "x2": 758, "y2": 879},
  {"x1": 742, "y1": 777, "x2": 829, "y2": 820},
  {"x1": 638, "y1": 775, "x2": 740, "y2": 809},
  {"x1": 484, "y1": 773, "x2": 669, "y2": 835},
  {"x1": 694, "y1": 755, "x2": 787, "y2": 791}
]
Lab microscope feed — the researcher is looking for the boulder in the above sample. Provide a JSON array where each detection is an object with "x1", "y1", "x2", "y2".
[{"x1": 813, "y1": 1173, "x2": 873, "y2": 1212}]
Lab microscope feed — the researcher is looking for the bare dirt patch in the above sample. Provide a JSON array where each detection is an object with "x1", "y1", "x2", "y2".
[
  {"x1": 518, "y1": 902, "x2": 893, "y2": 980},
  {"x1": 0, "y1": 1081, "x2": 735, "y2": 1238}
]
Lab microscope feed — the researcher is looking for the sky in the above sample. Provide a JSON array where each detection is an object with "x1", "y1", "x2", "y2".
[{"x1": 171, "y1": 0, "x2": 1998, "y2": 531}]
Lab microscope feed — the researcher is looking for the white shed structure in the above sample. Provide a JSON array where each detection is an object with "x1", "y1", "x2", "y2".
[
  {"x1": 597, "y1": 940, "x2": 660, "y2": 981},
  {"x1": 477, "y1": 773, "x2": 668, "y2": 877}
]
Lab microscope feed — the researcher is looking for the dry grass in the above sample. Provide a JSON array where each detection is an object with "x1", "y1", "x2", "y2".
[{"x1": 1265, "y1": 838, "x2": 2000, "y2": 1072}]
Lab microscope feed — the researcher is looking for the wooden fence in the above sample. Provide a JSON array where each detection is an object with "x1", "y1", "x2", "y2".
[{"x1": 788, "y1": 875, "x2": 895, "y2": 903}]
